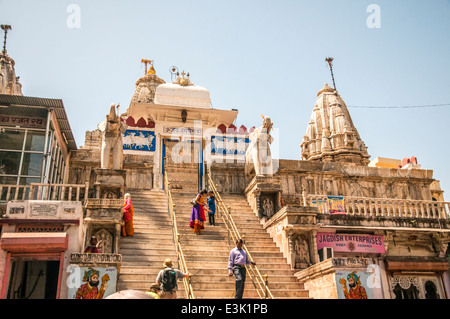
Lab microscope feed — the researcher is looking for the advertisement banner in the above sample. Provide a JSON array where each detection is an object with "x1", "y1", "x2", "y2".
[
  {"x1": 311, "y1": 196, "x2": 346, "y2": 214},
  {"x1": 312, "y1": 199, "x2": 328, "y2": 214},
  {"x1": 327, "y1": 196, "x2": 346, "y2": 214},
  {"x1": 317, "y1": 232, "x2": 385, "y2": 253}
]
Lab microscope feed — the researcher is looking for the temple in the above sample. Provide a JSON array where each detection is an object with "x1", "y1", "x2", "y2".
[{"x1": 0, "y1": 27, "x2": 449, "y2": 299}]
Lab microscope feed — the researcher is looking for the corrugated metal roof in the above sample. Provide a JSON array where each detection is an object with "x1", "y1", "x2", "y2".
[{"x1": 0, "y1": 94, "x2": 78, "y2": 150}]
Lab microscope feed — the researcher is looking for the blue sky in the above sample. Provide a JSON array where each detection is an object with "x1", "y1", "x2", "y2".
[{"x1": 1, "y1": 0, "x2": 450, "y2": 198}]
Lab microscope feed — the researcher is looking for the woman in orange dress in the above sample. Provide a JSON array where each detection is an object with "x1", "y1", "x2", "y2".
[{"x1": 122, "y1": 193, "x2": 134, "y2": 237}]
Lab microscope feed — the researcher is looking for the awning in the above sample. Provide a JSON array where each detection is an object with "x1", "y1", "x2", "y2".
[{"x1": 0, "y1": 232, "x2": 68, "y2": 253}]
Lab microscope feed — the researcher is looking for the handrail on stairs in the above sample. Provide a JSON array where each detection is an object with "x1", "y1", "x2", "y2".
[
  {"x1": 206, "y1": 170, "x2": 274, "y2": 299},
  {"x1": 164, "y1": 174, "x2": 195, "y2": 299}
]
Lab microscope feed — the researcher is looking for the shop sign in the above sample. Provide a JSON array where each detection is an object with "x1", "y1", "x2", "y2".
[{"x1": 317, "y1": 232, "x2": 385, "y2": 253}]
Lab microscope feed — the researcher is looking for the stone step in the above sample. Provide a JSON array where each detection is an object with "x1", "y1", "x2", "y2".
[
  {"x1": 132, "y1": 204, "x2": 169, "y2": 210},
  {"x1": 119, "y1": 236, "x2": 175, "y2": 245},
  {"x1": 182, "y1": 261, "x2": 291, "y2": 270},
  {"x1": 121, "y1": 257, "x2": 180, "y2": 264},
  {"x1": 185, "y1": 267, "x2": 297, "y2": 278},
  {"x1": 132, "y1": 224, "x2": 173, "y2": 231},
  {"x1": 118, "y1": 272, "x2": 299, "y2": 284},
  {"x1": 184, "y1": 255, "x2": 287, "y2": 264},
  {"x1": 191, "y1": 288, "x2": 309, "y2": 299},
  {"x1": 119, "y1": 265, "x2": 181, "y2": 273},
  {"x1": 178, "y1": 243, "x2": 282, "y2": 253},
  {"x1": 119, "y1": 249, "x2": 178, "y2": 257},
  {"x1": 190, "y1": 280, "x2": 304, "y2": 291},
  {"x1": 119, "y1": 242, "x2": 178, "y2": 249},
  {"x1": 180, "y1": 248, "x2": 284, "y2": 258},
  {"x1": 119, "y1": 231, "x2": 174, "y2": 239},
  {"x1": 132, "y1": 217, "x2": 171, "y2": 224}
]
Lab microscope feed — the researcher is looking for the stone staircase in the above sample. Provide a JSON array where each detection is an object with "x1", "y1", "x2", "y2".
[
  {"x1": 117, "y1": 189, "x2": 182, "y2": 296},
  {"x1": 172, "y1": 192, "x2": 310, "y2": 299}
]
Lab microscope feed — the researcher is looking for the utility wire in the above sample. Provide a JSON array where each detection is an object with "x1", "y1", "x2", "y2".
[{"x1": 348, "y1": 103, "x2": 450, "y2": 109}]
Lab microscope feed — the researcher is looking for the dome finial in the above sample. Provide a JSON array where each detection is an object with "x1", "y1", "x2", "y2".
[{"x1": 141, "y1": 58, "x2": 156, "y2": 75}]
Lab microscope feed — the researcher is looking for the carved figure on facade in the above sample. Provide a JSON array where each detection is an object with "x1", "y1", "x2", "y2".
[
  {"x1": 94, "y1": 229, "x2": 113, "y2": 254},
  {"x1": 294, "y1": 235, "x2": 311, "y2": 268},
  {"x1": 261, "y1": 197, "x2": 274, "y2": 219},
  {"x1": 431, "y1": 232, "x2": 449, "y2": 258},
  {"x1": 98, "y1": 103, "x2": 128, "y2": 170},
  {"x1": 245, "y1": 115, "x2": 274, "y2": 177}
]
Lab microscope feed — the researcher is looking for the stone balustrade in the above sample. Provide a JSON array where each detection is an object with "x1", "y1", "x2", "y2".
[
  {"x1": 0, "y1": 182, "x2": 89, "y2": 203},
  {"x1": 303, "y1": 194, "x2": 450, "y2": 220}
]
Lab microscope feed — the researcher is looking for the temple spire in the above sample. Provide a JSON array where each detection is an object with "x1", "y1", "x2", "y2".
[
  {"x1": 0, "y1": 24, "x2": 22, "y2": 95},
  {"x1": 300, "y1": 83, "x2": 370, "y2": 165}
]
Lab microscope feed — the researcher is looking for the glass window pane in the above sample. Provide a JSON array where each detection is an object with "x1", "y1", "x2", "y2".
[
  {"x1": 0, "y1": 151, "x2": 22, "y2": 174},
  {"x1": 21, "y1": 153, "x2": 43, "y2": 176},
  {"x1": 24, "y1": 131, "x2": 46, "y2": 152},
  {"x1": 0, "y1": 129, "x2": 25, "y2": 150},
  {"x1": 19, "y1": 177, "x2": 40, "y2": 185}
]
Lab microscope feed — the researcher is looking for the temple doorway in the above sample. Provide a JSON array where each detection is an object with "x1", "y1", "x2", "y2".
[{"x1": 161, "y1": 138, "x2": 204, "y2": 192}]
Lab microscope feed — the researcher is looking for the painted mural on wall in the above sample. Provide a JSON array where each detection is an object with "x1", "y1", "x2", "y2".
[
  {"x1": 122, "y1": 129, "x2": 155, "y2": 152},
  {"x1": 211, "y1": 135, "x2": 250, "y2": 155},
  {"x1": 335, "y1": 270, "x2": 373, "y2": 299},
  {"x1": 67, "y1": 266, "x2": 117, "y2": 299}
]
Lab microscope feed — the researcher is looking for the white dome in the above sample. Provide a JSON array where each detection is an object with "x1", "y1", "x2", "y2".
[{"x1": 154, "y1": 83, "x2": 211, "y2": 109}]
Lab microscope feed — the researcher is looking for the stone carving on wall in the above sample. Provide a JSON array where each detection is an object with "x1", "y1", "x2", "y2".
[
  {"x1": 390, "y1": 275, "x2": 443, "y2": 299},
  {"x1": 98, "y1": 104, "x2": 128, "y2": 169},
  {"x1": 245, "y1": 115, "x2": 274, "y2": 177},
  {"x1": 294, "y1": 235, "x2": 311, "y2": 268},
  {"x1": 261, "y1": 197, "x2": 274, "y2": 219},
  {"x1": 94, "y1": 229, "x2": 113, "y2": 254},
  {"x1": 431, "y1": 233, "x2": 449, "y2": 258}
]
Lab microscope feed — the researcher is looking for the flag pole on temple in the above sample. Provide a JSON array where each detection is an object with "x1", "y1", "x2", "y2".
[
  {"x1": 1, "y1": 24, "x2": 12, "y2": 58},
  {"x1": 325, "y1": 57, "x2": 336, "y2": 90}
]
